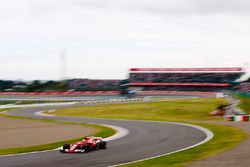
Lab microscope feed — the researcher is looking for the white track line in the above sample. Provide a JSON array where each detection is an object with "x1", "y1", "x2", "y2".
[
  {"x1": 35, "y1": 111, "x2": 213, "y2": 166},
  {"x1": 35, "y1": 111, "x2": 54, "y2": 117},
  {"x1": 100, "y1": 124, "x2": 129, "y2": 142},
  {"x1": 56, "y1": 124, "x2": 129, "y2": 151},
  {"x1": 1, "y1": 111, "x2": 213, "y2": 166},
  {"x1": 34, "y1": 111, "x2": 130, "y2": 141},
  {"x1": 110, "y1": 121, "x2": 213, "y2": 167},
  {"x1": 0, "y1": 113, "x2": 129, "y2": 158}
]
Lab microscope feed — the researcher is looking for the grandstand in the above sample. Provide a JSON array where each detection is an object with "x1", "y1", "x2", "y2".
[
  {"x1": 0, "y1": 68, "x2": 245, "y2": 95},
  {"x1": 128, "y1": 67, "x2": 244, "y2": 93}
]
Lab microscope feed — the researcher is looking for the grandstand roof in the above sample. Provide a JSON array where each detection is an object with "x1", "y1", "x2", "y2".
[
  {"x1": 130, "y1": 67, "x2": 243, "y2": 73},
  {"x1": 128, "y1": 82, "x2": 230, "y2": 87}
]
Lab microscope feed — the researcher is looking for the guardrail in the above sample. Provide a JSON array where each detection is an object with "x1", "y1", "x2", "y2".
[
  {"x1": 137, "y1": 91, "x2": 217, "y2": 96},
  {"x1": 0, "y1": 91, "x2": 217, "y2": 96},
  {"x1": 77, "y1": 98, "x2": 150, "y2": 105}
]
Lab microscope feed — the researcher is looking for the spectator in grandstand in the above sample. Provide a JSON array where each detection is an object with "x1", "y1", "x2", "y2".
[{"x1": 129, "y1": 73, "x2": 241, "y2": 83}]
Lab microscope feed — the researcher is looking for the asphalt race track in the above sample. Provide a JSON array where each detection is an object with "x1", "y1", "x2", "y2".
[{"x1": 0, "y1": 105, "x2": 209, "y2": 167}]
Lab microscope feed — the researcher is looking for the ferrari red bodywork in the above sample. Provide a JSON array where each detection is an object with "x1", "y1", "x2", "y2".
[{"x1": 59, "y1": 136, "x2": 107, "y2": 153}]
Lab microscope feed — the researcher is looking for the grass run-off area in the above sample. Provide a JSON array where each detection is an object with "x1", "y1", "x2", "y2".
[
  {"x1": 0, "y1": 108, "x2": 11, "y2": 113},
  {"x1": 0, "y1": 113, "x2": 115, "y2": 155},
  {"x1": 50, "y1": 98, "x2": 246, "y2": 167},
  {"x1": 51, "y1": 98, "x2": 228, "y2": 122}
]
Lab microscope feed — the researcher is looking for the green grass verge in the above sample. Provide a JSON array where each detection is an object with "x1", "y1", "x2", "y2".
[
  {"x1": 0, "y1": 109, "x2": 8, "y2": 112},
  {"x1": 49, "y1": 97, "x2": 246, "y2": 167},
  {"x1": 0, "y1": 108, "x2": 13, "y2": 113},
  {"x1": 119, "y1": 122, "x2": 246, "y2": 167},
  {"x1": 237, "y1": 96, "x2": 250, "y2": 114},
  {"x1": 50, "y1": 98, "x2": 227, "y2": 122},
  {"x1": 0, "y1": 101, "x2": 16, "y2": 105},
  {"x1": 0, "y1": 116, "x2": 115, "y2": 156}
]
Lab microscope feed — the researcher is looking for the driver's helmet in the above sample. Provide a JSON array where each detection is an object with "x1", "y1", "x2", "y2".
[{"x1": 84, "y1": 136, "x2": 90, "y2": 140}]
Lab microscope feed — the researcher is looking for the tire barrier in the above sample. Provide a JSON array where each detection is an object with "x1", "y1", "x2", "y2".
[{"x1": 224, "y1": 115, "x2": 250, "y2": 122}]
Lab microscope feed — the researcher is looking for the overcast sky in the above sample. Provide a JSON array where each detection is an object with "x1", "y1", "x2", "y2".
[{"x1": 0, "y1": 0, "x2": 250, "y2": 80}]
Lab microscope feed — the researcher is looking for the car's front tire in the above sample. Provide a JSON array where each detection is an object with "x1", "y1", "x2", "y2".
[{"x1": 63, "y1": 144, "x2": 70, "y2": 150}]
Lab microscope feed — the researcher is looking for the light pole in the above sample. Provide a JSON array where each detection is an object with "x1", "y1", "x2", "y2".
[{"x1": 60, "y1": 50, "x2": 67, "y2": 80}]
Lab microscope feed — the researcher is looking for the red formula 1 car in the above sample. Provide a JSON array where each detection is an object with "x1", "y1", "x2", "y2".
[{"x1": 59, "y1": 136, "x2": 107, "y2": 153}]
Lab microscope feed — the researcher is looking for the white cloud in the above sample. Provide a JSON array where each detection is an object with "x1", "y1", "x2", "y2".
[{"x1": 0, "y1": 0, "x2": 250, "y2": 80}]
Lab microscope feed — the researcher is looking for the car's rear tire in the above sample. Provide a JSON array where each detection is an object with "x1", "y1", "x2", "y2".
[
  {"x1": 81, "y1": 144, "x2": 90, "y2": 152},
  {"x1": 99, "y1": 141, "x2": 107, "y2": 149}
]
